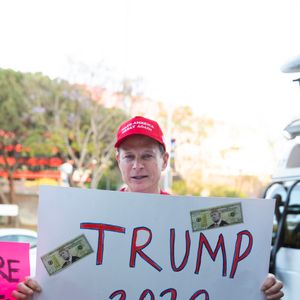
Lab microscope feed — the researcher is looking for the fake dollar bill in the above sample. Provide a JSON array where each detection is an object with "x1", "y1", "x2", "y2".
[
  {"x1": 41, "y1": 234, "x2": 93, "y2": 275},
  {"x1": 190, "y1": 202, "x2": 243, "y2": 232}
]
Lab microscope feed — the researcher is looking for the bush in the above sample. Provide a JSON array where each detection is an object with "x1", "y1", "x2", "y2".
[
  {"x1": 209, "y1": 185, "x2": 246, "y2": 198},
  {"x1": 172, "y1": 179, "x2": 188, "y2": 195}
]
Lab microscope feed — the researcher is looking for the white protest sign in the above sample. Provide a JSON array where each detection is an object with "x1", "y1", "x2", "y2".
[{"x1": 34, "y1": 186, "x2": 275, "y2": 300}]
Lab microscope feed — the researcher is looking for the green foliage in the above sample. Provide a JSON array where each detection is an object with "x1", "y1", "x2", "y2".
[
  {"x1": 0, "y1": 70, "x2": 67, "y2": 158},
  {"x1": 97, "y1": 162, "x2": 123, "y2": 191},
  {"x1": 172, "y1": 105, "x2": 214, "y2": 144},
  {"x1": 0, "y1": 68, "x2": 128, "y2": 201},
  {"x1": 171, "y1": 178, "x2": 204, "y2": 196},
  {"x1": 0, "y1": 69, "x2": 28, "y2": 134},
  {"x1": 172, "y1": 179, "x2": 188, "y2": 195},
  {"x1": 56, "y1": 91, "x2": 128, "y2": 187},
  {"x1": 209, "y1": 185, "x2": 246, "y2": 198}
]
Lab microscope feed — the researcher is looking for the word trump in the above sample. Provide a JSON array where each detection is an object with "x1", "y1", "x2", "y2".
[{"x1": 80, "y1": 222, "x2": 253, "y2": 279}]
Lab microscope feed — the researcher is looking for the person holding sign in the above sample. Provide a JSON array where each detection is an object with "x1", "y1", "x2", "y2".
[
  {"x1": 114, "y1": 116, "x2": 170, "y2": 195},
  {"x1": 12, "y1": 116, "x2": 284, "y2": 299}
]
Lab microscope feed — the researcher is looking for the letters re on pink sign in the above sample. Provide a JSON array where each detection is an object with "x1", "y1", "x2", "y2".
[{"x1": 0, "y1": 241, "x2": 30, "y2": 300}]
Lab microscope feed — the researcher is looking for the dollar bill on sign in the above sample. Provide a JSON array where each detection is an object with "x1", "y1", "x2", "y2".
[
  {"x1": 41, "y1": 234, "x2": 93, "y2": 275},
  {"x1": 190, "y1": 202, "x2": 243, "y2": 232}
]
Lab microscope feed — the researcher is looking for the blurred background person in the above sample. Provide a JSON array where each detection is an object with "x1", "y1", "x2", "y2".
[{"x1": 58, "y1": 158, "x2": 74, "y2": 187}]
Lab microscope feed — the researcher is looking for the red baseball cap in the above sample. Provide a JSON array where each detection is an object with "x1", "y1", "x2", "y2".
[{"x1": 114, "y1": 116, "x2": 166, "y2": 150}]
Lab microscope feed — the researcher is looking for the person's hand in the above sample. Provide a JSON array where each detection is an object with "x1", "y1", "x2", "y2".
[
  {"x1": 11, "y1": 277, "x2": 41, "y2": 299},
  {"x1": 261, "y1": 273, "x2": 284, "y2": 300}
]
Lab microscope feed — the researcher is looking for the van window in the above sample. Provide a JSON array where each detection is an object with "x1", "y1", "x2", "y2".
[{"x1": 287, "y1": 144, "x2": 300, "y2": 168}]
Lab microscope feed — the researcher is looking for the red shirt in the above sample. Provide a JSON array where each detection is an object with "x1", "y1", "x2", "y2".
[{"x1": 119, "y1": 187, "x2": 170, "y2": 195}]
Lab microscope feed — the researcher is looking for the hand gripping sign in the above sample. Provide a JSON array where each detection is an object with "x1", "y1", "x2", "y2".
[{"x1": 34, "y1": 186, "x2": 275, "y2": 300}]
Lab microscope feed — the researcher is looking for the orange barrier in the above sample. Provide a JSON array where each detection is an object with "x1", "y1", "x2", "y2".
[{"x1": 0, "y1": 170, "x2": 60, "y2": 180}]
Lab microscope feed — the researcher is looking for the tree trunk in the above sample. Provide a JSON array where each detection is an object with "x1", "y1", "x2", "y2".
[
  {"x1": 0, "y1": 178, "x2": 8, "y2": 204},
  {"x1": 8, "y1": 171, "x2": 16, "y2": 204},
  {"x1": 91, "y1": 172, "x2": 101, "y2": 189},
  {"x1": 0, "y1": 190, "x2": 9, "y2": 204}
]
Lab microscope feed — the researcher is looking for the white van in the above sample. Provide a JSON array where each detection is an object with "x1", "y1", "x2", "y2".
[{"x1": 263, "y1": 120, "x2": 300, "y2": 300}]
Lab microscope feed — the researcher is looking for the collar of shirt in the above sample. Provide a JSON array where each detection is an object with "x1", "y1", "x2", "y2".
[{"x1": 119, "y1": 186, "x2": 170, "y2": 195}]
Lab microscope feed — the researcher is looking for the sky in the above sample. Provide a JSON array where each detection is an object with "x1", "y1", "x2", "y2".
[{"x1": 1, "y1": 0, "x2": 300, "y2": 139}]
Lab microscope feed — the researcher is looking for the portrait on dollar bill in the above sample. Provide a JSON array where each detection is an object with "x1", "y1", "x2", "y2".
[
  {"x1": 41, "y1": 234, "x2": 93, "y2": 275},
  {"x1": 207, "y1": 208, "x2": 229, "y2": 228},
  {"x1": 190, "y1": 202, "x2": 244, "y2": 232},
  {"x1": 58, "y1": 248, "x2": 80, "y2": 268}
]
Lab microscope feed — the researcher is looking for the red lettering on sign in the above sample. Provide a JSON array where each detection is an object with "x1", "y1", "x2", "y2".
[
  {"x1": 195, "y1": 233, "x2": 227, "y2": 276},
  {"x1": 80, "y1": 223, "x2": 125, "y2": 265},
  {"x1": 139, "y1": 289, "x2": 155, "y2": 299},
  {"x1": 230, "y1": 230, "x2": 253, "y2": 278},
  {"x1": 170, "y1": 229, "x2": 191, "y2": 272},
  {"x1": 190, "y1": 289, "x2": 209, "y2": 300},
  {"x1": 130, "y1": 227, "x2": 162, "y2": 272},
  {"x1": 160, "y1": 288, "x2": 177, "y2": 299},
  {"x1": 109, "y1": 289, "x2": 126, "y2": 300}
]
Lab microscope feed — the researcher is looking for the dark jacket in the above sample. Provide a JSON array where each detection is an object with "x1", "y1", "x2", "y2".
[{"x1": 208, "y1": 220, "x2": 229, "y2": 229}]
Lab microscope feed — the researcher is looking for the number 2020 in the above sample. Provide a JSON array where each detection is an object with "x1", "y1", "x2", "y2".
[{"x1": 109, "y1": 288, "x2": 209, "y2": 300}]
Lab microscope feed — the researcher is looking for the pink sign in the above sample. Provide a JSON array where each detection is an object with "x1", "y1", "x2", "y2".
[{"x1": 0, "y1": 242, "x2": 30, "y2": 300}]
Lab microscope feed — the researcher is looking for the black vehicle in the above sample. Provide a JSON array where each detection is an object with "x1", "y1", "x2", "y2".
[{"x1": 263, "y1": 119, "x2": 300, "y2": 300}]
